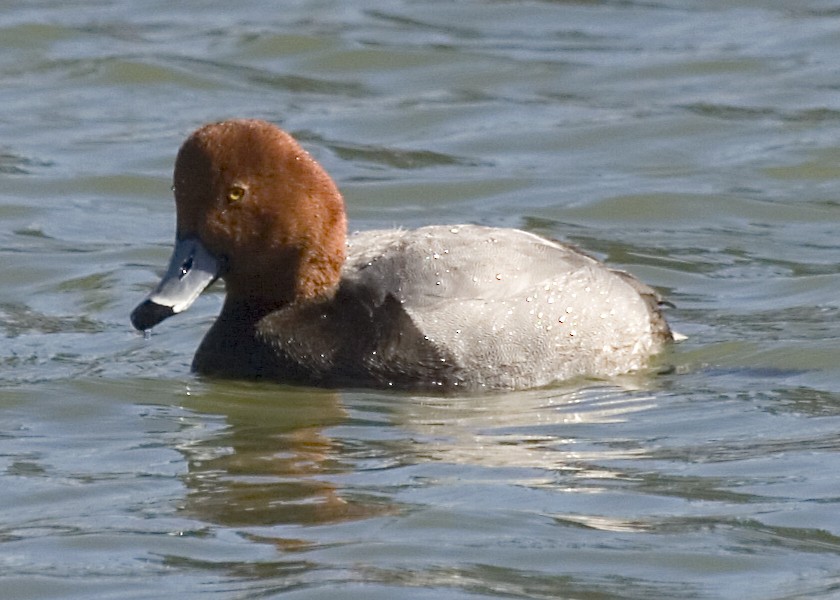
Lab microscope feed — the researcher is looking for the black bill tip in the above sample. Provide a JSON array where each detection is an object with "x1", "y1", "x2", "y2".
[{"x1": 130, "y1": 300, "x2": 176, "y2": 332}]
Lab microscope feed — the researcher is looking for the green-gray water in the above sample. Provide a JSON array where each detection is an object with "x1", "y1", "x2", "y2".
[{"x1": 3, "y1": 1, "x2": 840, "y2": 598}]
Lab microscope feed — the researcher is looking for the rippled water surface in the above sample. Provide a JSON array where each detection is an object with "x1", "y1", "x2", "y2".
[{"x1": 3, "y1": 1, "x2": 840, "y2": 598}]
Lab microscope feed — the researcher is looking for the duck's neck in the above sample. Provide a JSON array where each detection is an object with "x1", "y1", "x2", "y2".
[
  {"x1": 218, "y1": 237, "x2": 346, "y2": 317},
  {"x1": 219, "y1": 277, "x2": 341, "y2": 326}
]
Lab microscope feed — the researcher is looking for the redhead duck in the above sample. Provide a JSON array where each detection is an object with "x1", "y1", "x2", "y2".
[{"x1": 131, "y1": 119, "x2": 673, "y2": 390}]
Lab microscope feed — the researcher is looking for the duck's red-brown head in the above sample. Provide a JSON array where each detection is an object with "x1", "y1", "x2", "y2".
[{"x1": 131, "y1": 119, "x2": 347, "y2": 331}]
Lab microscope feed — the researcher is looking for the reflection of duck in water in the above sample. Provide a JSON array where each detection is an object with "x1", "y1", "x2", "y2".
[
  {"x1": 132, "y1": 119, "x2": 673, "y2": 391},
  {"x1": 172, "y1": 378, "x2": 659, "y2": 570},
  {"x1": 177, "y1": 384, "x2": 392, "y2": 532}
]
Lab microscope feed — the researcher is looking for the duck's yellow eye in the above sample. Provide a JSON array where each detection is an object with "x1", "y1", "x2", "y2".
[{"x1": 227, "y1": 185, "x2": 246, "y2": 202}]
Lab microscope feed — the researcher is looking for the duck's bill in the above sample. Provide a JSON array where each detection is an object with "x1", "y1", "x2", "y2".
[{"x1": 130, "y1": 237, "x2": 221, "y2": 331}]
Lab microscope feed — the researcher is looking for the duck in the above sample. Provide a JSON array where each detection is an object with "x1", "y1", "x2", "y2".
[{"x1": 131, "y1": 119, "x2": 673, "y2": 391}]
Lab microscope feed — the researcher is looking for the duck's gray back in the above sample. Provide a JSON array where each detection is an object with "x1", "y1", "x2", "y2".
[{"x1": 344, "y1": 225, "x2": 671, "y2": 389}]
